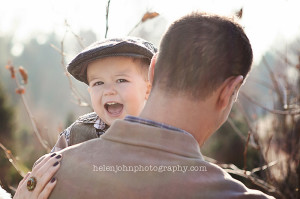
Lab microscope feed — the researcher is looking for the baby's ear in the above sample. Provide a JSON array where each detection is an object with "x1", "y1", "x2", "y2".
[
  {"x1": 149, "y1": 53, "x2": 158, "y2": 84},
  {"x1": 145, "y1": 81, "x2": 152, "y2": 100}
]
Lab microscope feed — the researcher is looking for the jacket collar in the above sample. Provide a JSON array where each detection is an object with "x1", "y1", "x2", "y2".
[{"x1": 101, "y1": 119, "x2": 203, "y2": 160}]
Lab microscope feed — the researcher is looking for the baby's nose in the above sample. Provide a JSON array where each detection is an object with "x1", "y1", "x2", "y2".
[{"x1": 103, "y1": 85, "x2": 117, "y2": 96}]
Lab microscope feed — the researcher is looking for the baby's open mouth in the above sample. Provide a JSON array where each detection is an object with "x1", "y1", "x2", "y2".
[{"x1": 104, "y1": 102, "x2": 124, "y2": 115}]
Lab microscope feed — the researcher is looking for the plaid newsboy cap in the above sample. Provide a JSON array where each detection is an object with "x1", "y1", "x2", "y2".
[{"x1": 67, "y1": 37, "x2": 157, "y2": 84}]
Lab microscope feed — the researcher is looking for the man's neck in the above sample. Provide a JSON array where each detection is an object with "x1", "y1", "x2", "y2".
[{"x1": 139, "y1": 91, "x2": 215, "y2": 146}]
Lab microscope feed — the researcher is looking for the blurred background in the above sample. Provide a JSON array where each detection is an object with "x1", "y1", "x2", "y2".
[{"x1": 0, "y1": 0, "x2": 299, "y2": 198}]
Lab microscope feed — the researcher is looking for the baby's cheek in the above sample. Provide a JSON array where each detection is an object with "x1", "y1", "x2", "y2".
[
  {"x1": 125, "y1": 103, "x2": 138, "y2": 116},
  {"x1": 89, "y1": 91, "x2": 96, "y2": 100}
]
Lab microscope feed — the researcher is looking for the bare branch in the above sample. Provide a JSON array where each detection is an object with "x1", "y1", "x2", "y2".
[
  {"x1": 58, "y1": 31, "x2": 93, "y2": 110},
  {"x1": 128, "y1": 11, "x2": 159, "y2": 35},
  {"x1": 247, "y1": 77, "x2": 275, "y2": 92},
  {"x1": 50, "y1": 44, "x2": 67, "y2": 56},
  {"x1": 251, "y1": 160, "x2": 278, "y2": 174},
  {"x1": 236, "y1": 102, "x2": 256, "y2": 133},
  {"x1": 8, "y1": 185, "x2": 16, "y2": 193},
  {"x1": 240, "y1": 91, "x2": 300, "y2": 115},
  {"x1": 128, "y1": 21, "x2": 142, "y2": 36},
  {"x1": 10, "y1": 66, "x2": 51, "y2": 152},
  {"x1": 235, "y1": 102, "x2": 262, "y2": 151},
  {"x1": 263, "y1": 56, "x2": 285, "y2": 107},
  {"x1": 203, "y1": 155, "x2": 282, "y2": 196},
  {"x1": 0, "y1": 142, "x2": 27, "y2": 177},
  {"x1": 64, "y1": 20, "x2": 85, "y2": 49},
  {"x1": 105, "y1": 0, "x2": 111, "y2": 38},
  {"x1": 274, "y1": 50, "x2": 294, "y2": 67},
  {"x1": 264, "y1": 135, "x2": 273, "y2": 159},
  {"x1": 227, "y1": 117, "x2": 259, "y2": 149},
  {"x1": 235, "y1": 8, "x2": 243, "y2": 19},
  {"x1": 243, "y1": 133, "x2": 250, "y2": 172},
  {"x1": 225, "y1": 169, "x2": 283, "y2": 197}
]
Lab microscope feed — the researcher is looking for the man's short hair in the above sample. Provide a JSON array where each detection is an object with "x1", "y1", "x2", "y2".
[{"x1": 153, "y1": 12, "x2": 253, "y2": 99}]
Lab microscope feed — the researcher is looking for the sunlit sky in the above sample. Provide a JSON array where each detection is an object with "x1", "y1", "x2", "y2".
[{"x1": 1, "y1": 0, "x2": 300, "y2": 64}]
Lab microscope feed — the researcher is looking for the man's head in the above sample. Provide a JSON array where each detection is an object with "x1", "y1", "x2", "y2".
[
  {"x1": 152, "y1": 13, "x2": 252, "y2": 100},
  {"x1": 68, "y1": 37, "x2": 157, "y2": 125},
  {"x1": 145, "y1": 13, "x2": 253, "y2": 144}
]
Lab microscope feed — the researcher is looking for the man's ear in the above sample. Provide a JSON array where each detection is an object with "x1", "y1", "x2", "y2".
[
  {"x1": 148, "y1": 53, "x2": 158, "y2": 84},
  {"x1": 217, "y1": 75, "x2": 243, "y2": 110}
]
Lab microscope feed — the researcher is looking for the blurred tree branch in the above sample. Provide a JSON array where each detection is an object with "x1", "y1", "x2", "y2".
[
  {"x1": 128, "y1": 11, "x2": 159, "y2": 35},
  {"x1": 5, "y1": 63, "x2": 51, "y2": 152},
  {"x1": 105, "y1": 0, "x2": 111, "y2": 38},
  {"x1": 227, "y1": 117, "x2": 259, "y2": 149},
  {"x1": 203, "y1": 155, "x2": 283, "y2": 197},
  {"x1": 0, "y1": 142, "x2": 27, "y2": 177},
  {"x1": 50, "y1": 23, "x2": 93, "y2": 110},
  {"x1": 240, "y1": 91, "x2": 300, "y2": 115}
]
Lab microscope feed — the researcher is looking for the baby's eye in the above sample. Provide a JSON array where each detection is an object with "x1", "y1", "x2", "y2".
[
  {"x1": 116, "y1": 79, "x2": 128, "y2": 83},
  {"x1": 93, "y1": 81, "x2": 104, "y2": 86}
]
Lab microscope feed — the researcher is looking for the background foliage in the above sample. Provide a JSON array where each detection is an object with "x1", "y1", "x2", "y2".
[{"x1": 0, "y1": 4, "x2": 299, "y2": 198}]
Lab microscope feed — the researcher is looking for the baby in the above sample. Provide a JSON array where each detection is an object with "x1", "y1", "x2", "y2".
[{"x1": 51, "y1": 37, "x2": 157, "y2": 152}]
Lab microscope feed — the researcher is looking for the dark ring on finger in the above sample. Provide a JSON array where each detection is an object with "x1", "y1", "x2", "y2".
[{"x1": 27, "y1": 177, "x2": 37, "y2": 191}]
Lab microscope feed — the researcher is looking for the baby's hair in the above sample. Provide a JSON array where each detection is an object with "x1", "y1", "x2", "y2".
[
  {"x1": 132, "y1": 57, "x2": 150, "y2": 81},
  {"x1": 153, "y1": 12, "x2": 253, "y2": 100}
]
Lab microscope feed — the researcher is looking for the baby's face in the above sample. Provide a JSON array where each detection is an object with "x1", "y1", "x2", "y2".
[{"x1": 87, "y1": 56, "x2": 150, "y2": 125}]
